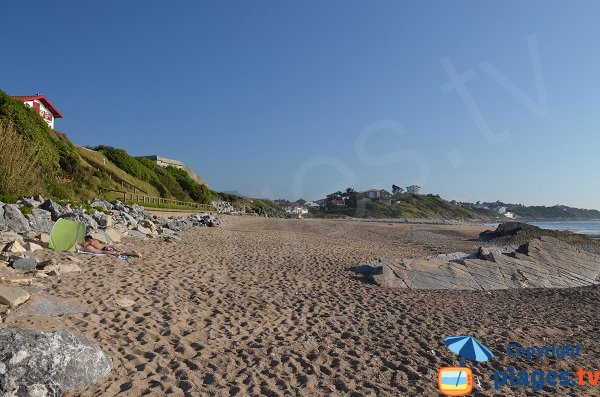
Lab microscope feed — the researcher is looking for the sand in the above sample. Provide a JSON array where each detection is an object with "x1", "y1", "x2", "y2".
[{"x1": 6, "y1": 217, "x2": 600, "y2": 396}]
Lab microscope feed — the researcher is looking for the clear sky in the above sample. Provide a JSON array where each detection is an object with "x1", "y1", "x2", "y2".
[{"x1": 2, "y1": 1, "x2": 600, "y2": 208}]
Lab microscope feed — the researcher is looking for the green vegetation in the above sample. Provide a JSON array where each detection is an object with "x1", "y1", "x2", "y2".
[
  {"x1": 94, "y1": 146, "x2": 213, "y2": 204},
  {"x1": 0, "y1": 90, "x2": 118, "y2": 200},
  {"x1": 19, "y1": 206, "x2": 33, "y2": 215},
  {"x1": 124, "y1": 200, "x2": 215, "y2": 212},
  {"x1": 164, "y1": 166, "x2": 212, "y2": 203},
  {"x1": 315, "y1": 190, "x2": 486, "y2": 219},
  {"x1": 77, "y1": 147, "x2": 160, "y2": 197},
  {"x1": 481, "y1": 202, "x2": 600, "y2": 220}
]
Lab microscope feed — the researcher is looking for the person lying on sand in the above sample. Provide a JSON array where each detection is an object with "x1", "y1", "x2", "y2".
[{"x1": 76, "y1": 235, "x2": 143, "y2": 258}]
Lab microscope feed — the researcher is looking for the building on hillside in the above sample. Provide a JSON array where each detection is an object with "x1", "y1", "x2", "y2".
[
  {"x1": 140, "y1": 155, "x2": 206, "y2": 185},
  {"x1": 13, "y1": 94, "x2": 63, "y2": 129},
  {"x1": 406, "y1": 185, "x2": 421, "y2": 195},
  {"x1": 360, "y1": 189, "x2": 392, "y2": 205},
  {"x1": 330, "y1": 197, "x2": 346, "y2": 207},
  {"x1": 304, "y1": 201, "x2": 319, "y2": 208},
  {"x1": 362, "y1": 189, "x2": 391, "y2": 199},
  {"x1": 504, "y1": 211, "x2": 515, "y2": 219},
  {"x1": 141, "y1": 155, "x2": 185, "y2": 169},
  {"x1": 285, "y1": 205, "x2": 309, "y2": 217}
]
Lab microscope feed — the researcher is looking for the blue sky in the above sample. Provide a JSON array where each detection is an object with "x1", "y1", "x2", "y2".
[{"x1": 2, "y1": 1, "x2": 600, "y2": 208}]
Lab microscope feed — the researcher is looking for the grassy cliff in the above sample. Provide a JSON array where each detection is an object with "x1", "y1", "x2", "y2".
[{"x1": 0, "y1": 89, "x2": 215, "y2": 206}]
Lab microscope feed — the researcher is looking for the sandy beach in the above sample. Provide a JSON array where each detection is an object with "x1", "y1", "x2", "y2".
[{"x1": 7, "y1": 216, "x2": 600, "y2": 396}]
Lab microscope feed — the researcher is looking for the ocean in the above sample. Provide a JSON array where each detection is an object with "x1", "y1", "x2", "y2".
[{"x1": 528, "y1": 221, "x2": 600, "y2": 237}]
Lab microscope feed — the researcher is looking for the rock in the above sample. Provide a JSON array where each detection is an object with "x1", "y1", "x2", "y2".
[
  {"x1": 357, "y1": 237, "x2": 600, "y2": 291},
  {"x1": 88, "y1": 231, "x2": 112, "y2": 244},
  {"x1": 18, "y1": 197, "x2": 43, "y2": 209},
  {"x1": 371, "y1": 264, "x2": 406, "y2": 288},
  {"x1": 2, "y1": 241, "x2": 26, "y2": 254},
  {"x1": 0, "y1": 204, "x2": 4, "y2": 231},
  {"x1": 93, "y1": 212, "x2": 113, "y2": 228},
  {"x1": 39, "y1": 199, "x2": 64, "y2": 221},
  {"x1": 135, "y1": 225, "x2": 152, "y2": 235},
  {"x1": 37, "y1": 233, "x2": 50, "y2": 245},
  {"x1": 7, "y1": 295, "x2": 88, "y2": 318},
  {"x1": 104, "y1": 228, "x2": 122, "y2": 243},
  {"x1": 80, "y1": 213, "x2": 99, "y2": 231},
  {"x1": 0, "y1": 231, "x2": 24, "y2": 244},
  {"x1": 165, "y1": 219, "x2": 185, "y2": 231},
  {"x1": 139, "y1": 219, "x2": 156, "y2": 232},
  {"x1": 90, "y1": 200, "x2": 113, "y2": 211},
  {"x1": 57, "y1": 263, "x2": 81, "y2": 274},
  {"x1": 11, "y1": 257, "x2": 38, "y2": 271},
  {"x1": 127, "y1": 230, "x2": 146, "y2": 238},
  {"x1": 27, "y1": 209, "x2": 54, "y2": 233},
  {"x1": 24, "y1": 242, "x2": 43, "y2": 252},
  {"x1": 3, "y1": 204, "x2": 31, "y2": 233},
  {"x1": 0, "y1": 328, "x2": 112, "y2": 395},
  {"x1": 0, "y1": 286, "x2": 30, "y2": 307}
]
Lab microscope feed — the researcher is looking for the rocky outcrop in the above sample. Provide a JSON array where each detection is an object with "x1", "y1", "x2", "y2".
[
  {"x1": 0, "y1": 328, "x2": 112, "y2": 396},
  {"x1": 3, "y1": 205, "x2": 30, "y2": 234},
  {"x1": 356, "y1": 236, "x2": 600, "y2": 291}
]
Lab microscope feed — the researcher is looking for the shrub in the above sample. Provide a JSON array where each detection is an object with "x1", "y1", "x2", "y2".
[{"x1": 0, "y1": 120, "x2": 44, "y2": 196}]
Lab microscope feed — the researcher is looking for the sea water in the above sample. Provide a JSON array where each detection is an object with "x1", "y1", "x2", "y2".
[{"x1": 529, "y1": 221, "x2": 600, "y2": 238}]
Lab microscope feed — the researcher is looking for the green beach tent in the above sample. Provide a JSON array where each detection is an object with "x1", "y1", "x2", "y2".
[{"x1": 48, "y1": 218, "x2": 86, "y2": 252}]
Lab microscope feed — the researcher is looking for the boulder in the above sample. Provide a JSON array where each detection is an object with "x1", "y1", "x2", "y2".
[
  {"x1": 104, "y1": 228, "x2": 123, "y2": 243},
  {"x1": 0, "y1": 204, "x2": 5, "y2": 231},
  {"x1": 88, "y1": 231, "x2": 112, "y2": 244},
  {"x1": 37, "y1": 233, "x2": 50, "y2": 245},
  {"x1": 18, "y1": 196, "x2": 44, "y2": 208},
  {"x1": 0, "y1": 328, "x2": 112, "y2": 396},
  {"x1": 139, "y1": 219, "x2": 156, "y2": 231},
  {"x1": 92, "y1": 212, "x2": 113, "y2": 228},
  {"x1": 39, "y1": 199, "x2": 64, "y2": 221},
  {"x1": 165, "y1": 219, "x2": 185, "y2": 232},
  {"x1": 91, "y1": 200, "x2": 113, "y2": 211},
  {"x1": 135, "y1": 225, "x2": 152, "y2": 235},
  {"x1": 3, "y1": 204, "x2": 31, "y2": 234},
  {"x1": 11, "y1": 257, "x2": 38, "y2": 271},
  {"x1": 0, "y1": 285, "x2": 30, "y2": 307},
  {"x1": 128, "y1": 230, "x2": 146, "y2": 238},
  {"x1": 3, "y1": 240, "x2": 27, "y2": 254},
  {"x1": 23, "y1": 242, "x2": 43, "y2": 252},
  {"x1": 25, "y1": 209, "x2": 53, "y2": 233}
]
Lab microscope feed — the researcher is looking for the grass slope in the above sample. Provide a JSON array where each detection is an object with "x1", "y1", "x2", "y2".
[{"x1": 315, "y1": 194, "x2": 489, "y2": 220}]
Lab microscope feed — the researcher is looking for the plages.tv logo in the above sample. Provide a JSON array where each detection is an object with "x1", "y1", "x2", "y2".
[{"x1": 438, "y1": 336, "x2": 493, "y2": 396}]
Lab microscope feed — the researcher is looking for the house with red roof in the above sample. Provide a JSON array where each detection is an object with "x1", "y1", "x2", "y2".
[{"x1": 12, "y1": 94, "x2": 63, "y2": 129}]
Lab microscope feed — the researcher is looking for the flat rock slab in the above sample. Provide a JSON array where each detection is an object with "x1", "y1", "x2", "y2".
[
  {"x1": 0, "y1": 328, "x2": 112, "y2": 396},
  {"x1": 356, "y1": 237, "x2": 600, "y2": 291},
  {"x1": 0, "y1": 285, "x2": 30, "y2": 307},
  {"x1": 6, "y1": 294, "x2": 88, "y2": 319}
]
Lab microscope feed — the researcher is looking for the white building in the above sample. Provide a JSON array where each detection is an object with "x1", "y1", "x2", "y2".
[
  {"x1": 504, "y1": 212, "x2": 515, "y2": 219},
  {"x1": 498, "y1": 207, "x2": 507, "y2": 214},
  {"x1": 13, "y1": 94, "x2": 63, "y2": 129},
  {"x1": 406, "y1": 185, "x2": 421, "y2": 195},
  {"x1": 285, "y1": 206, "x2": 309, "y2": 216}
]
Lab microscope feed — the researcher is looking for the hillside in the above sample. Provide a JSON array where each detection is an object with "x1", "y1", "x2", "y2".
[
  {"x1": 476, "y1": 201, "x2": 600, "y2": 220},
  {"x1": 314, "y1": 194, "x2": 491, "y2": 220},
  {"x1": 0, "y1": 90, "x2": 218, "y2": 209}
]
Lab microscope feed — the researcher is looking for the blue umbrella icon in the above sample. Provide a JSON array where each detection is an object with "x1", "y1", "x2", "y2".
[{"x1": 445, "y1": 336, "x2": 493, "y2": 363}]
